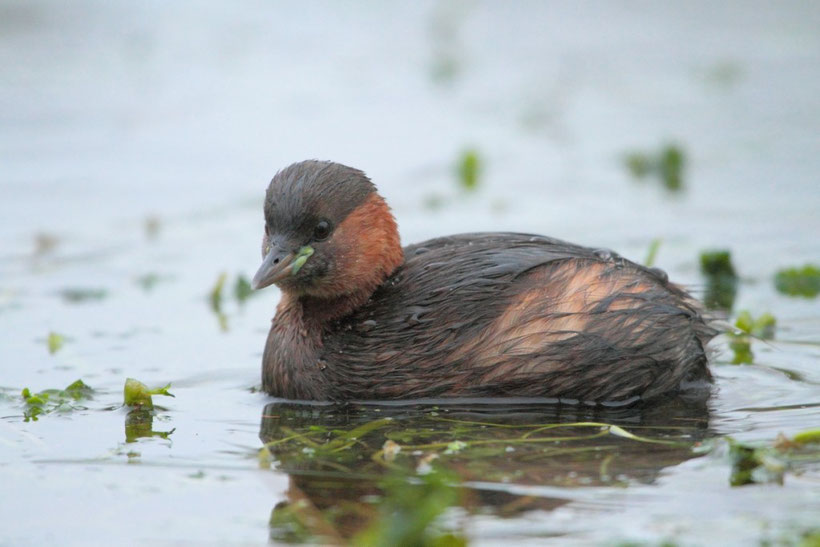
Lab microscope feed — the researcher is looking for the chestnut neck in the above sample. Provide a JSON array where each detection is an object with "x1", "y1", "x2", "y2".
[
  {"x1": 286, "y1": 192, "x2": 404, "y2": 325},
  {"x1": 299, "y1": 288, "x2": 378, "y2": 324}
]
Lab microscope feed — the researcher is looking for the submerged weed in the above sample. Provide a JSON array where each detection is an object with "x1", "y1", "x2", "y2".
[
  {"x1": 726, "y1": 428, "x2": 820, "y2": 487},
  {"x1": 260, "y1": 403, "x2": 708, "y2": 541},
  {"x1": 353, "y1": 470, "x2": 466, "y2": 547}
]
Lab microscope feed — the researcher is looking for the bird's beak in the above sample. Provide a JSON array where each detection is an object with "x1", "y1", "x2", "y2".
[{"x1": 252, "y1": 245, "x2": 314, "y2": 290}]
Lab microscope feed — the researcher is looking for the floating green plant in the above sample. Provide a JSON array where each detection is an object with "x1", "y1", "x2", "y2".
[
  {"x1": 623, "y1": 143, "x2": 686, "y2": 191},
  {"x1": 699, "y1": 249, "x2": 738, "y2": 311},
  {"x1": 210, "y1": 272, "x2": 227, "y2": 311},
  {"x1": 234, "y1": 274, "x2": 254, "y2": 303},
  {"x1": 456, "y1": 149, "x2": 482, "y2": 191},
  {"x1": 46, "y1": 331, "x2": 65, "y2": 354},
  {"x1": 136, "y1": 273, "x2": 170, "y2": 291},
  {"x1": 209, "y1": 272, "x2": 228, "y2": 330},
  {"x1": 60, "y1": 288, "x2": 107, "y2": 303},
  {"x1": 727, "y1": 311, "x2": 776, "y2": 364},
  {"x1": 735, "y1": 310, "x2": 776, "y2": 340},
  {"x1": 123, "y1": 378, "x2": 174, "y2": 409},
  {"x1": 353, "y1": 469, "x2": 466, "y2": 547},
  {"x1": 775, "y1": 264, "x2": 820, "y2": 298},
  {"x1": 20, "y1": 379, "x2": 94, "y2": 422},
  {"x1": 726, "y1": 428, "x2": 820, "y2": 487},
  {"x1": 124, "y1": 408, "x2": 175, "y2": 442},
  {"x1": 644, "y1": 238, "x2": 662, "y2": 267},
  {"x1": 260, "y1": 402, "x2": 708, "y2": 542}
]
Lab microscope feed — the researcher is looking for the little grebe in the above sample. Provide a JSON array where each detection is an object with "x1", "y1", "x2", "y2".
[{"x1": 252, "y1": 160, "x2": 715, "y2": 403}]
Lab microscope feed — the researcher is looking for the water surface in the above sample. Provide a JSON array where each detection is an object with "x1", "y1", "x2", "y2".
[{"x1": 1, "y1": 2, "x2": 819, "y2": 545}]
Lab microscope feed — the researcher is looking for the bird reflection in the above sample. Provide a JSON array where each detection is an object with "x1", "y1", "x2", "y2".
[{"x1": 259, "y1": 397, "x2": 711, "y2": 543}]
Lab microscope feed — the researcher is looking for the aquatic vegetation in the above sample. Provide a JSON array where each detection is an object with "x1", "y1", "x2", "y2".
[
  {"x1": 699, "y1": 250, "x2": 738, "y2": 311},
  {"x1": 726, "y1": 428, "x2": 820, "y2": 487},
  {"x1": 727, "y1": 311, "x2": 776, "y2": 365},
  {"x1": 623, "y1": 143, "x2": 686, "y2": 191},
  {"x1": 46, "y1": 331, "x2": 65, "y2": 354},
  {"x1": 207, "y1": 272, "x2": 258, "y2": 328},
  {"x1": 135, "y1": 273, "x2": 170, "y2": 291},
  {"x1": 123, "y1": 378, "x2": 174, "y2": 409},
  {"x1": 734, "y1": 311, "x2": 776, "y2": 340},
  {"x1": 234, "y1": 274, "x2": 254, "y2": 303},
  {"x1": 59, "y1": 288, "x2": 107, "y2": 303},
  {"x1": 456, "y1": 149, "x2": 482, "y2": 191},
  {"x1": 209, "y1": 272, "x2": 229, "y2": 330},
  {"x1": 775, "y1": 264, "x2": 820, "y2": 298},
  {"x1": 699, "y1": 249, "x2": 736, "y2": 277},
  {"x1": 644, "y1": 238, "x2": 662, "y2": 267},
  {"x1": 209, "y1": 272, "x2": 227, "y2": 311},
  {"x1": 124, "y1": 408, "x2": 175, "y2": 442},
  {"x1": 20, "y1": 379, "x2": 94, "y2": 422},
  {"x1": 259, "y1": 402, "x2": 706, "y2": 541},
  {"x1": 353, "y1": 470, "x2": 466, "y2": 547}
]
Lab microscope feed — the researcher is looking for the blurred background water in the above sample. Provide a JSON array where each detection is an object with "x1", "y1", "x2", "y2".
[{"x1": 1, "y1": 1, "x2": 819, "y2": 545}]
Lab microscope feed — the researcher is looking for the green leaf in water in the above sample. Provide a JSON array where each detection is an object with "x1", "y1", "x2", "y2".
[
  {"x1": 21, "y1": 379, "x2": 94, "y2": 422},
  {"x1": 234, "y1": 274, "x2": 254, "y2": 303},
  {"x1": 644, "y1": 238, "x2": 662, "y2": 268},
  {"x1": 728, "y1": 310, "x2": 776, "y2": 364},
  {"x1": 727, "y1": 437, "x2": 783, "y2": 486},
  {"x1": 734, "y1": 310, "x2": 776, "y2": 340},
  {"x1": 774, "y1": 264, "x2": 820, "y2": 298},
  {"x1": 210, "y1": 272, "x2": 227, "y2": 312},
  {"x1": 123, "y1": 378, "x2": 174, "y2": 409},
  {"x1": 729, "y1": 337, "x2": 753, "y2": 365},
  {"x1": 699, "y1": 249, "x2": 738, "y2": 311},
  {"x1": 353, "y1": 470, "x2": 465, "y2": 547},
  {"x1": 136, "y1": 273, "x2": 166, "y2": 291},
  {"x1": 63, "y1": 379, "x2": 94, "y2": 400},
  {"x1": 209, "y1": 272, "x2": 229, "y2": 331},
  {"x1": 624, "y1": 152, "x2": 652, "y2": 179},
  {"x1": 792, "y1": 429, "x2": 820, "y2": 445},
  {"x1": 622, "y1": 143, "x2": 686, "y2": 191},
  {"x1": 659, "y1": 144, "x2": 684, "y2": 191},
  {"x1": 700, "y1": 250, "x2": 736, "y2": 277},
  {"x1": 46, "y1": 331, "x2": 65, "y2": 354},
  {"x1": 456, "y1": 148, "x2": 482, "y2": 191},
  {"x1": 60, "y1": 288, "x2": 108, "y2": 303},
  {"x1": 124, "y1": 408, "x2": 175, "y2": 442},
  {"x1": 443, "y1": 440, "x2": 467, "y2": 454}
]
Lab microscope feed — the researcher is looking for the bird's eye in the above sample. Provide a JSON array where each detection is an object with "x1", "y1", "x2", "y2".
[{"x1": 313, "y1": 220, "x2": 331, "y2": 241}]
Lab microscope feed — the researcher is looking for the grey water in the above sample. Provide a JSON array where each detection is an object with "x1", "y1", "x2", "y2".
[{"x1": 1, "y1": 1, "x2": 819, "y2": 545}]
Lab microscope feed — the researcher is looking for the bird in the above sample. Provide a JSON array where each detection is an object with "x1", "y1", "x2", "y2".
[{"x1": 252, "y1": 160, "x2": 715, "y2": 403}]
